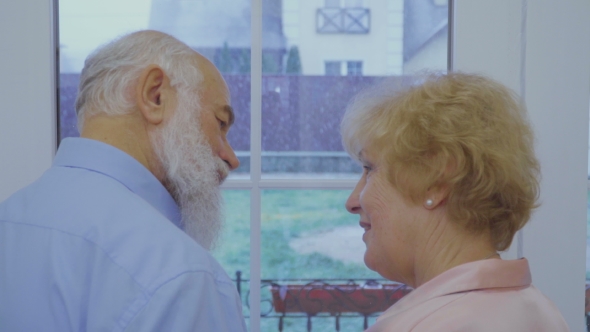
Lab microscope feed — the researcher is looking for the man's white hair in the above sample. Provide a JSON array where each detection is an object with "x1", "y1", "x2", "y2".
[{"x1": 75, "y1": 30, "x2": 202, "y2": 130}]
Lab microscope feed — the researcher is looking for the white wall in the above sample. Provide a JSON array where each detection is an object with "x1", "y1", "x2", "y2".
[
  {"x1": 0, "y1": 0, "x2": 56, "y2": 201},
  {"x1": 524, "y1": 1, "x2": 589, "y2": 329},
  {"x1": 454, "y1": 1, "x2": 590, "y2": 330}
]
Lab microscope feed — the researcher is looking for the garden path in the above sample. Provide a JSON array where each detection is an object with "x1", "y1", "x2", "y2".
[{"x1": 289, "y1": 226, "x2": 366, "y2": 265}]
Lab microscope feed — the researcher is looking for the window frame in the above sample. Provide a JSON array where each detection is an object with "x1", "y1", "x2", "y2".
[
  {"x1": 1, "y1": 0, "x2": 587, "y2": 330},
  {"x1": 324, "y1": 60, "x2": 342, "y2": 75},
  {"x1": 346, "y1": 60, "x2": 363, "y2": 76},
  {"x1": 222, "y1": 1, "x2": 452, "y2": 329}
]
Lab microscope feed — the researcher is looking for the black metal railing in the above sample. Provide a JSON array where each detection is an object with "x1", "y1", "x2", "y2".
[
  {"x1": 234, "y1": 271, "x2": 412, "y2": 331},
  {"x1": 316, "y1": 8, "x2": 370, "y2": 34}
]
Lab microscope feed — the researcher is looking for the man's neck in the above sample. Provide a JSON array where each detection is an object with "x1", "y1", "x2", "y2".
[{"x1": 80, "y1": 114, "x2": 164, "y2": 181}]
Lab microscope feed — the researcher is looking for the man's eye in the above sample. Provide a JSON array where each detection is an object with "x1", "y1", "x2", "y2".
[{"x1": 218, "y1": 118, "x2": 228, "y2": 129}]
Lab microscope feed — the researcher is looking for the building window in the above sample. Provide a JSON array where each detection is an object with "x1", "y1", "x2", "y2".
[
  {"x1": 317, "y1": 6, "x2": 370, "y2": 34},
  {"x1": 325, "y1": 61, "x2": 342, "y2": 75},
  {"x1": 347, "y1": 61, "x2": 363, "y2": 76}
]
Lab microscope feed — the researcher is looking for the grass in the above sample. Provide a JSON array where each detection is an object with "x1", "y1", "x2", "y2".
[
  {"x1": 213, "y1": 190, "x2": 380, "y2": 280},
  {"x1": 212, "y1": 189, "x2": 381, "y2": 331}
]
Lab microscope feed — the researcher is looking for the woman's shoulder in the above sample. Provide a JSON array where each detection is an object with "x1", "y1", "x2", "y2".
[
  {"x1": 412, "y1": 285, "x2": 569, "y2": 332},
  {"x1": 368, "y1": 285, "x2": 569, "y2": 332}
]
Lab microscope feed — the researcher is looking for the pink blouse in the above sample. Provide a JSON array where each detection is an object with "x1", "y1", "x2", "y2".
[{"x1": 367, "y1": 258, "x2": 569, "y2": 331}]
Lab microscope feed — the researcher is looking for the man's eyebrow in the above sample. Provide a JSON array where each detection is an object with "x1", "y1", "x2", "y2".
[{"x1": 223, "y1": 105, "x2": 235, "y2": 127}]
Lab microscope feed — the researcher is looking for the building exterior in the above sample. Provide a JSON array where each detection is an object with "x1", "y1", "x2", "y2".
[
  {"x1": 282, "y1": 0, "x2": 447, "y2": 76},
  {"x1": 402, "y1": 0, "x2": 448, "y2": 74},
  {"x1": 282, "y1": 0, "x2": 404, "y2": 76},
  {"x1": 149, "y1": 0, "x2": 287, "y2": 73}
]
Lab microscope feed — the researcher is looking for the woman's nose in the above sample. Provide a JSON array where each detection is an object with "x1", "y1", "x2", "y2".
[{"x1": 345, "y1": 179, "x2": 363, "y2": 214}]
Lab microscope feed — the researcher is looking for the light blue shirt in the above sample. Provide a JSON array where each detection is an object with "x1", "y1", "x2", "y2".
[{"x1": 0, "y1": 138, "x2": 247, "y2": 332}]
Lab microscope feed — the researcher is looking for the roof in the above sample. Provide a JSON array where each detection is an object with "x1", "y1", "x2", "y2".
[{"x1": 403, "y1": 0, "x2": 448, "y2": 61}]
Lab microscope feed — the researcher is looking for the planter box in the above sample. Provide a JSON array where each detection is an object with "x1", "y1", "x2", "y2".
[{"x1": 270, "y1": 282, "x2": 412, "y2": 315}]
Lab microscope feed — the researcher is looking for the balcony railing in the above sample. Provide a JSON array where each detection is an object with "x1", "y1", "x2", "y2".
[
  {"x1": 233, "y1": 272, "x2": 590, "y2": 331},
  {"x1": 234, "y1": 271, "x2": 412, "y2": 331},
  {"x1": 316, "y1": 8, "x2": 370, "y2": 34}
]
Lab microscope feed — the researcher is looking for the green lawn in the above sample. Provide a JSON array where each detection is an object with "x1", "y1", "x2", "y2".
[{"x1": 212, "y1": 189, "x2": 381, "y2": 332}]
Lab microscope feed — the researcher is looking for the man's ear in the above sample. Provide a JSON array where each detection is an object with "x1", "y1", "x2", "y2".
[{"x1": 135, "y1": 64, "x2": 171, "y2": 125}]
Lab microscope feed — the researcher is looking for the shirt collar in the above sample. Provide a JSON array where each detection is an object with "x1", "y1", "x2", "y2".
[
  {"x1": 53, "y1": 137, "x2": 182, "y2": 228},
  {"x1": 382, "y1": 258, "x2": 532, "y2": 318}
]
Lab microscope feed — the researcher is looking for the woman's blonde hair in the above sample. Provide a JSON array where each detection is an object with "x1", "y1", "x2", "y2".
[{"x1": 341, "y1": 72, "x2": 540, "y2": 251}]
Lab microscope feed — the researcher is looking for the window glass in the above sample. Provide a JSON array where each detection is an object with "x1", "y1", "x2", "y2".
[
  {"x1": 58, "y1": 0, "x2": 252, "y2": 175},
  {"x1": 58, "y1": 0, "x2": 448, "y2": 329},
  {"x1": 213, "y1": 190, "x2": 251, "y2": 329},
  {"x1": 264, "y1": 0, "x2": 447, "y2": 178},
  {"x1": 261, "y1": 189, "x2": 381, "y2": 331},
  {"x1": 325, "y1": 61, "x2": 342, "y2": 75},
  {"x1": 58, "y1": 0, "x2": 252, "y2": 321},
  {"x1": 347, "y1": 61, "x2": 363, "y2": 76},
  {"x1": 58, "y1": 0, "x2": 153, "y2": 139}
]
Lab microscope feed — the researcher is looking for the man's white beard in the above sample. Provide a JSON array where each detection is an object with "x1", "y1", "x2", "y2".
[{"x1": 150, "y1": 91, "x2": 229, "y2": 250}]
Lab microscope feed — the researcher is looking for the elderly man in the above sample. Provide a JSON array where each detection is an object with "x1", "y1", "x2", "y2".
[{"x1": 0, "y1": 31, "x2": 246, "y2": 331}]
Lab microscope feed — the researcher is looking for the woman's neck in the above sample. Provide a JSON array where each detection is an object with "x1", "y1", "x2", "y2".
[{"x1": 411, "y1": 215, "x2": 498, "y2": 288}]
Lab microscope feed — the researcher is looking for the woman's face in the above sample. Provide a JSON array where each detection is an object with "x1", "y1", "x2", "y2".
[{"x1": 345, "y1": 149, "x2": 424, "y2": 283}]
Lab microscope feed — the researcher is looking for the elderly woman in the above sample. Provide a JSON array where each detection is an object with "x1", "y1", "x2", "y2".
[{"x1": 341, "y1": 73, "x2": 568, "y2": 331}]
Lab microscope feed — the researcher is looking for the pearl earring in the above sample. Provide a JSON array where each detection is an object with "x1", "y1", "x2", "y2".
[{"x1": 425, "y1": 199, "x2": 434, "y2": 207}]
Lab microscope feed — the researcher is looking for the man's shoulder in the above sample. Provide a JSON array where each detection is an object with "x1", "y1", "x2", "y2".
[
  {"x1": 1, "y1": 164, "x2": 149, "y2": 223},
  {"x1": 0, "y1": 165, "x2": 226, "y2": 291}
]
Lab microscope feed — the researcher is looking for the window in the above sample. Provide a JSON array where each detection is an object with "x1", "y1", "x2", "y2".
[
  {"x1": 325, "y1": 61, "x2": 342, "y2": 75},
  {"x1": 58, "y1": 0, "x2": 449, "y2": 330},
  {"x1": 347, "y1": 61, "x2": 363, "y2": 76},
  {"x1": 316, "y1": 5, "x2": 370, "y2": 34}
]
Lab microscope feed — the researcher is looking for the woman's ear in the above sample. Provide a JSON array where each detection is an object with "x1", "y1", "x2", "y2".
[
  {"x1": 135, "y1": 64, "x2": 170, "y2": 125},
  {"x1": 423, "y1": 184, "x2": 449, "y2": 210}
]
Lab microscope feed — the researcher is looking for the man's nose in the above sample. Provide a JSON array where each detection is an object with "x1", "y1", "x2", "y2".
[{"x1": 222, "y1": 142, "x2": 240, "y2": 171}]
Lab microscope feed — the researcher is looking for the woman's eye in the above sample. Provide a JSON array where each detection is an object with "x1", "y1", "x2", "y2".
[{"x1": 363, "y1": 165, "x2": 372, "y2": 174}]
